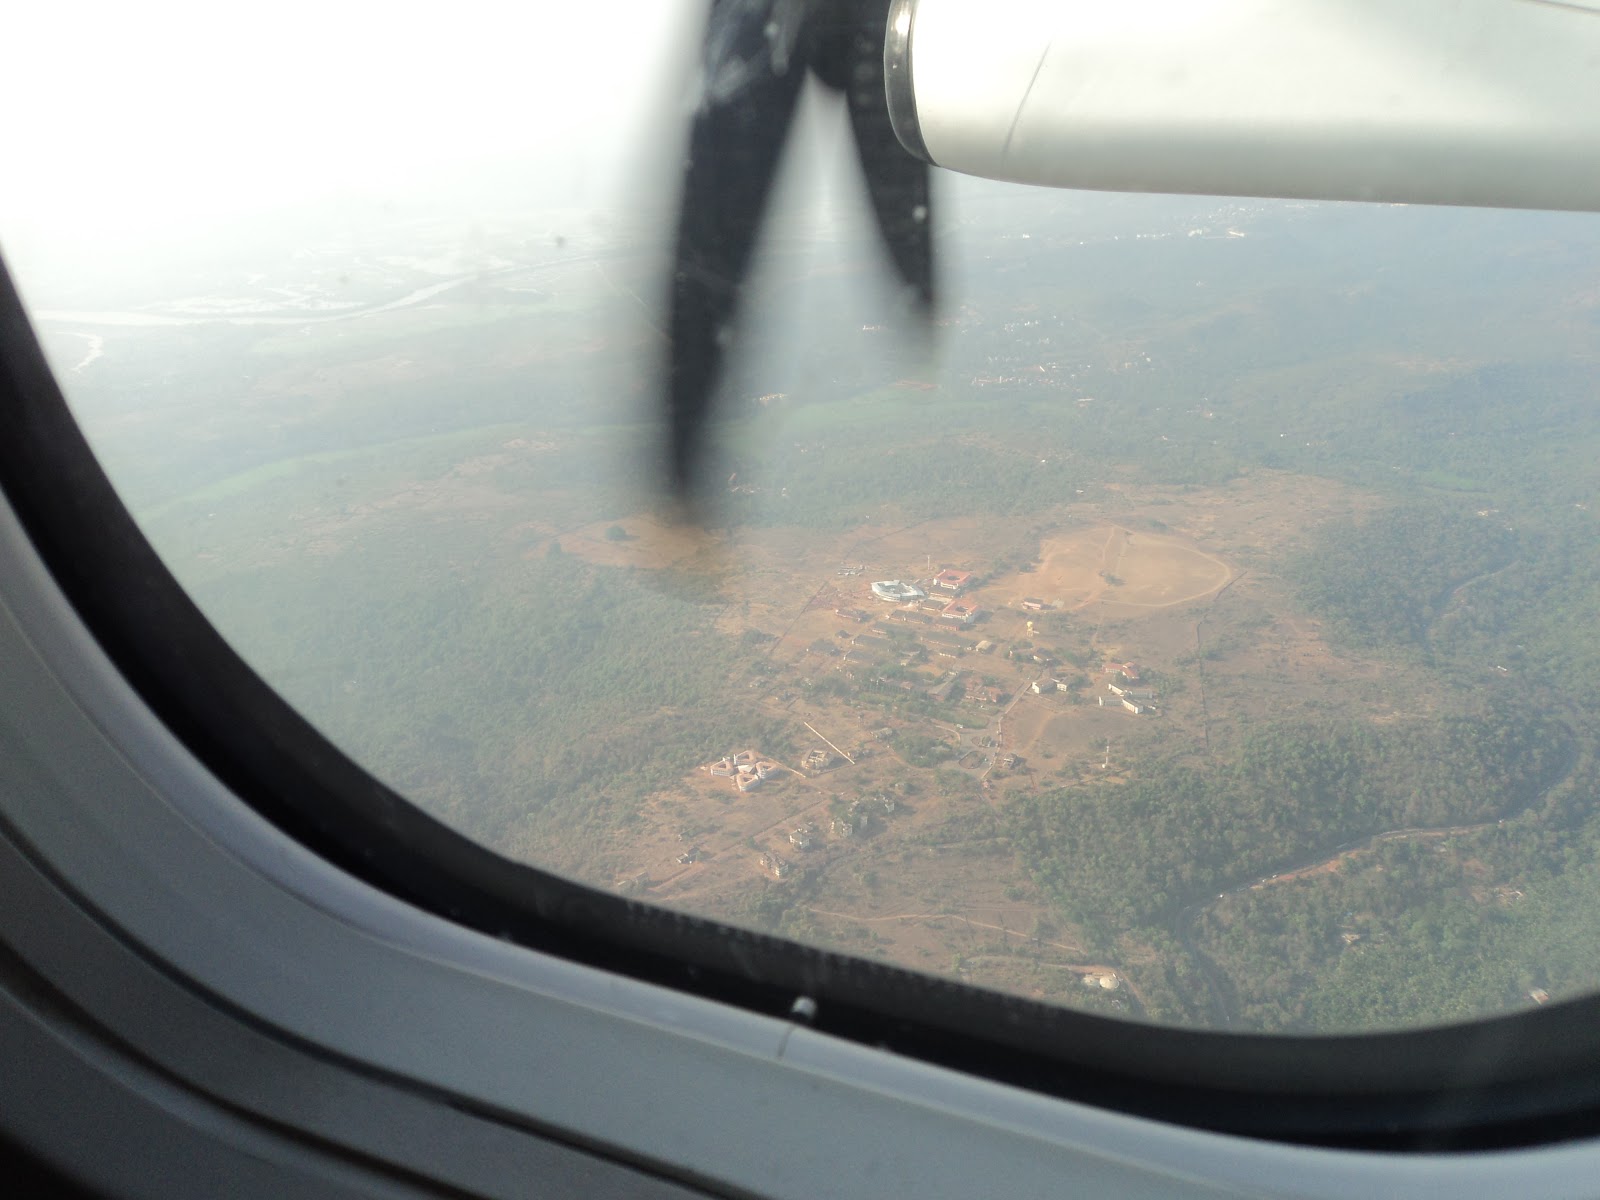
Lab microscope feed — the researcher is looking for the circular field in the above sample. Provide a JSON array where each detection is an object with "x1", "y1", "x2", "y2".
[{"x1": 993, "y1": 524, "x2": 1232, "y2": 612}]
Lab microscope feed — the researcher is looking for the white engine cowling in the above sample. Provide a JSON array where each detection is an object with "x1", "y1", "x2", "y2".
[{"x1": 885, "y1": 0, "x2": 1600, "y2": 211}]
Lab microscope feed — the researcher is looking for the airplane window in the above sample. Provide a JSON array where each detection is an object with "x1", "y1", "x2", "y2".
[{"x1": 6, "y1": 0, "x2": 1600, "y2": 1048}]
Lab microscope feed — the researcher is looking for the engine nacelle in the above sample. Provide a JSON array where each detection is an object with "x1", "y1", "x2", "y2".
[{"x1": 886, "y1": 0, "x2": 1600, "y2": 211}]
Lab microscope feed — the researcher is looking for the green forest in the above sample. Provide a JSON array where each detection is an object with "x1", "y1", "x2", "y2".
[
  {"x1": 1188, "y1": 749, "x2": 1600, "y2": 1031},
  {"x1": 1290, "y1": 506, "x2": 1516, "y2": 654},
  {"x1": 1008, "y1": 708, "x2": 1572, "y2": 929},
  {"x1": 190, "y1": 541, "x2": 792, "y2": 862},
  {"x1": 1002, "y1": 481, "x2": 1600, "y2": 1029}
]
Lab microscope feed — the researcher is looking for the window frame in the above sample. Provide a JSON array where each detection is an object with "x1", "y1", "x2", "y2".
[{"x1": 5, "y1": 250, "x2": 1600, "y2": 1191}]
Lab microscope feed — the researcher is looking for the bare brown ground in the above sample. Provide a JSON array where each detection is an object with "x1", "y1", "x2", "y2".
[
  {"x1": 556, "y1": 513, "x2": 724, "y2": 572},
  {"x1": 989, "y1": 524, "x2": 1233, "y2": 614}
]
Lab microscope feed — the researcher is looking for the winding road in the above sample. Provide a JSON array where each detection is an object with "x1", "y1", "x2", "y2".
[
  {"x1": 804, "y1": 904, "x2": 1146, "y2": 1005},
  {"x1": 1175, "y1": 734, "x2": 1581, "y2": 1028}
]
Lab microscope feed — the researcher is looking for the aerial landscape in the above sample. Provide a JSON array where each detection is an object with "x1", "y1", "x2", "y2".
[{"x1": 16, "y1": 181, "x2": 1600, "y2": 1033}]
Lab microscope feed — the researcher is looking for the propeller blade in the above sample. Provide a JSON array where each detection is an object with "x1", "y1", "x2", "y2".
[
  {"x1": 842, "y1": 11, "x2": 935, "y2": 316},
  {"x1": 662, "y1": 0, "x2": 936, "y2": 506},
  {"x1": 805, "y1": 0, "x2": 934, "y2": 314},
  {"x1": 665, "y1": 0, "x2": 809, "y2": 500}
]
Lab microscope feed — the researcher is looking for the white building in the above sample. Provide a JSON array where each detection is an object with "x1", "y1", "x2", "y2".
[{"x1": 871, "y1": 580, "x2": 925, "y2": 603}]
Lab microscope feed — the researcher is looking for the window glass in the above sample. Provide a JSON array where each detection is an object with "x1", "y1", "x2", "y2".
[{"x1": 6, "y1": 2, "x2": 1600, "y2": 1034}]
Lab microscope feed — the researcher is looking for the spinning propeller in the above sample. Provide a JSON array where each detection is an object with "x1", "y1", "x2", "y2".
[{"x1": 662, "y1": 0, "x2": 934, "y2": 503}]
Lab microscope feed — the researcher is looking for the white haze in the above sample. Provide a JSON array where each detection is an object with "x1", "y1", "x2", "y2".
[{"x1": 0, "y1": 2, "x2": 704, "y2": 260}]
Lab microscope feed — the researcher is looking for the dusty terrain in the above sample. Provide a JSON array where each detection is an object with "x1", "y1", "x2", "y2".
[
  {"x1": 990, "y1": 524, "x2": 1233, "y2": 613},
  {"x1": 570, "y1": 470, "x2": 1399, "y2": 1012}
]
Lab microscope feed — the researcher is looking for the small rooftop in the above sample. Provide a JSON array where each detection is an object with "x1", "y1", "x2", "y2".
[{"x1": 871, "y1": 579, "x2": 925, "y2": 602}]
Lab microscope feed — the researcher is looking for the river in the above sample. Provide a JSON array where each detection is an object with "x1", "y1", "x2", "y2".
[
  {"x1": 61, "y1": 331, "x2": 103, "y2": 372},
  {"x1": 1174, "y1": 731, "x2": 1581, "y2": 1029}
]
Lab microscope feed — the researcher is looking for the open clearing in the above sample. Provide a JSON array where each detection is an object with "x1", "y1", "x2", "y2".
[{"x1": 990, "y1": 523, "x2": 1233, "y2": 613}]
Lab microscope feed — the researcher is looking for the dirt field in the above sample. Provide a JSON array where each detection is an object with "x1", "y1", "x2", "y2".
[
  {"x1": 990, "y1": 523, "x2": 1233, "y2": 613},
  {"x1": 556, "y1": 512, "x2": 726, "y2": 573}
]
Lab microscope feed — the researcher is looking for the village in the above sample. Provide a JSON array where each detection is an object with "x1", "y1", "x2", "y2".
[
  {"x1": 614, "y1": 519, "x2": 1241, "y2": 905},
  {"x1": 798, "y1": 557, "x2": 1168, "y2": 755},
  {"x1": 578, "y1": 479, "x2": 1392, "y2": 1012},
  {"x1": 585, "y1": 521, "x2": 1237, "y2": 1011}
]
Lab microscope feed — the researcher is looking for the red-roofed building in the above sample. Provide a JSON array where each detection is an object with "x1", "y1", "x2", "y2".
[
  {"x1": 940, "y1": 599, "x2": 982, "y2": 625},
  {"x1": 932, "y1": 569, "x2": 976, "y2": 593}
]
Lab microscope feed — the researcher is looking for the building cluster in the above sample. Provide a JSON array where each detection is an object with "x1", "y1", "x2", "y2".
[
  {"x1": 1101, "y1": 695, "x2": 1153, "y2": 715},
  {"x1": 971, "y1": 683, "x2": 1009, "y2": 705},
  {"x1": 870, "y1": 571, "x2": 982, "y2": 627},
  {"x1": 928, "y1": 672, "x2": 962, "y2": 705},
  {"x1": 831, "y1": 794, "x2": 896, "y2": 841},
  {"x1": 704, "y1": 749, "x2": 780, "y2": 791},
  {"x1": 940, "y1": 598, "x2": 981, "y2": 625},
  {"x1": 884, "y1": 601, "x2": 986, "y2": 631},
  {"x1": 1107, "y1": 681, "x2": 1156, "y2": 701},
  {"x1": 893, "y1": 667, "x2": 1010, "y2": 708},
  {"x1": 1097, "y1": 662, "x2": 1157, "y2": 715},
  {"x1": 951, "y1": 673, "x2": 1008, "y2": 707},
  {"x1": 802, "y1": 748, "x2": 833, "y2": 772},
  {"x1": 871, "y1": 579, "x2": 924, "y2": 603},
  {"x1": 931, "y1": 569, "x2": 975, "y2": 594}
]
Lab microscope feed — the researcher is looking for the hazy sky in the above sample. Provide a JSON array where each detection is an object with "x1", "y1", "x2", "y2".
[{"x1": 0, "y1": 2, "x2": 701, "y2": 244}]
